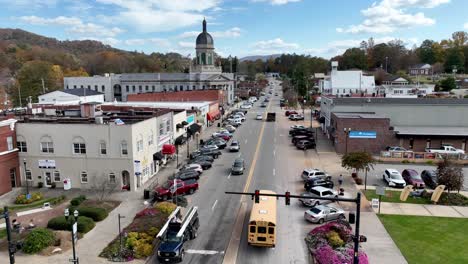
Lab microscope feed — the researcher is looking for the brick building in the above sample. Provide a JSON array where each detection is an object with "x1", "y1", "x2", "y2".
[
  {"x1": 0, "y1": 117, "x2": 20, "y2": 195},
  {"x1": 330, "y1": 113, "x2": 397, "y2": 154}
]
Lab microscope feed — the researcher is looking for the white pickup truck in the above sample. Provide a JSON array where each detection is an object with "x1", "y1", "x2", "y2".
[{"x1": 425, "y1": 145, "x2": 465, "y2": 154}]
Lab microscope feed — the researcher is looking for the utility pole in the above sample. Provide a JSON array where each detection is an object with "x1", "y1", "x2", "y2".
[
  {"x1": 1, "y1": 207, "x2": 15, "y2": 264},
  {"x1": 41, "y1": 78, "x2": 46, "y2": 94}
]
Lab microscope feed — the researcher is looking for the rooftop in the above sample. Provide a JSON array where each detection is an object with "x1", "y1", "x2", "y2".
[
  {"x1": 333, "y1": 112, "x2": 387, "y2": 119},
  {"x1": 104, "y1": 101, "x2": 213, "y2": 109},
  {"x1": 393, "y1": 126, "x2": 468, "y2": 136},
  {"x1": 62, "y1": 88, "x2": 103, "y2": 96},
  {"x1": 325, "y1": 97, "x2": 468, "y2": 105}
]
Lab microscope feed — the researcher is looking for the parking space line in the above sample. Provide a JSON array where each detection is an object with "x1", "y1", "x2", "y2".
[
  {"x1": 228, "y1": 173, "x2": 231, "y2": 179},
  {"x1": 273, "y1": 168, "x2": 276, "y2": 176},
  {"x1": 244, "y1": 139, "x2": 248, "y2": 144},
  {"x1": 211, "y1": 199, "x2": 218, "y2": 211}
]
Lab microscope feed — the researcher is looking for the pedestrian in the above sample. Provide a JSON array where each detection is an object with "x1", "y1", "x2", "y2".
[{"x1": 338, "y1": 174, "x2": 344, "y2": 186}]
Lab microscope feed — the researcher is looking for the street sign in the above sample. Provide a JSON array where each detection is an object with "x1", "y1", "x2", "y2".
[
  {"x1": 376, "y1": 186, "x2": 386, "y2": 196},
  {"x1": 348, "y1": 131, "x2": 377, "y2": 139},
  {"x1": 371, "y1": 199, "x2": 379, "y2": 209}
]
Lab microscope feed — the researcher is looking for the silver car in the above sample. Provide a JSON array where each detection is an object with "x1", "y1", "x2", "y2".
[
  {"x1": 229, "y1": 140, "x2": 240, "y2": 152},
  {"x1": 304, "y1": 205, "x2": 345, "y2": 224},
  {"x1": 299, "y1": 186, "x2": 337, "y2": 207}
]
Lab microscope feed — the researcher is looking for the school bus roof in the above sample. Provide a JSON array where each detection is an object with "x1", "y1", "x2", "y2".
[{"x1": 249, "y1": 190, "x2": 277, "y2": 225}]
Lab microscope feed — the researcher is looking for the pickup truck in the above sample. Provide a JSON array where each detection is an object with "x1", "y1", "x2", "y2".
[
  {"x1": 154, "y1": 179, "x2": 199, "y2": 201},
  {"x1": 266, "y1": 112, "x2": 276, "y2": 122},
  {"x1": 425, "y1": 145, "x2": 465, "y2": 154}
]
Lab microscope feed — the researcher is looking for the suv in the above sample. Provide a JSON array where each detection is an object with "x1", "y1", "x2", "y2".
[
  {"x1": 304, "y1": 178, "x2": 334, "y2": 191},
  {"x1": 285, "y1": 110, "x2": 298, "y2": 116},
  {"x1": 383, "y1": 169, "x2": 406, "y2": 188},
  {"x1": 299, "y1": 187, "x2": 337, "y2": 207},
  {"x1": 190, "y1": 148, "x2": 221, "y2": 159},
  {"x1": 301, "y1": 168, "x2": 331, "y2": 182},
  {"x1": 169, "y1": 170, "x2": 200, "y2": 181},
  {"x1": 296, "y1": 140, "x2": 316, "y2": 150}
]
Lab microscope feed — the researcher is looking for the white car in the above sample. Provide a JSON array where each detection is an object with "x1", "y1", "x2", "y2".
[
  {"x1": 240, "y1": 104, "x2": 252, "y2": 109},
  {"x1": 213, "y1": 131, "x2": 232, "y2": 138},
  {"x1": 301, "y1": 168, "x2": 331, "y2": 182},
  {"x1": 229, "y1": 140, "x2": 240, "y2": 152},
  {"x1": 234, "y1": 115, "x2": 246, "y2": 122},
  {"x1": 233, "y1": 112, "x2": 245, "y2": 117},
  {"x1": 383, "y1": 169, "x2": 406, "y2": 188},
  {"x1": 182, "y1": 164, "x2": 203, "y2": 174},
  {"x1": 224, "y1": 125, "x2": 236, "y2": 133},
  {"x1": 299, "y1": 187, "x2": 338, "y2": 207},
  {"x1": 256, "y1": 114, "x2": 263, "y2": 120},
  {"x1": 200, "y1": 144, "x2": 219, "y2": 150}
]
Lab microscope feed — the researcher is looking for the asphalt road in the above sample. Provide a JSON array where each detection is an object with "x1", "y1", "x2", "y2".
[{"x1": 363, "y1": 163, "x2": 468, "y2": 190}]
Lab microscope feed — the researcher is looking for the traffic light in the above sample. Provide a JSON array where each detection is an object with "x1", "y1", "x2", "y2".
[
  {"x1": 254, "y1": 190, "x2": 260, "y2": 203},
  {"x1": 285, "y1": 191, "x2": 290, "y2": 205},
  {"x1": 348, "y1": 213, "x2": 356, "y2": 224}
]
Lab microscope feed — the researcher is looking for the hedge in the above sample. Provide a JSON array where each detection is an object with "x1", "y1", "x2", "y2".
[
  {"x1": 77, "y1": 206, "x2": 108, "y2": 222},
  {"x1": 154, "y1": 202, "x2": 177, "y2": 216},
  {"x1": 70, "y1": 195, "x2": 87, "y2": 206},
  {"x1": 47, "y1": 216, "x2": 95, "y2": 234},
  {"x1": 23, "y1": 228, "x2": 55, "y2": 254}
]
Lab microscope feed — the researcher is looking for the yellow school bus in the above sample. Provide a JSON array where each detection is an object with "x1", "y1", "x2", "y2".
[{"x1": 248, "y1": 190, "x2": 277, "y2": 247}]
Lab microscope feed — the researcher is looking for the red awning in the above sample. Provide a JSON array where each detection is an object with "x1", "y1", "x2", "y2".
[
  {"x1": 162, "y1": 144, "x2": 176, "y2": 155},
  {"x1": 207, "y1": 109, "x2": 220, "y2": 121}
]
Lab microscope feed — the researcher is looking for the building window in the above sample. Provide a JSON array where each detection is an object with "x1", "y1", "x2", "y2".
[
  {"x1": 88, "y1": 85, "x2": 91, "y2": 89},
  {"x1": 152, "y1": 85, "x2": 155, "y2": 91},
  {"x1": 137, "y1": 135, "x2": 143, "y2": 152},
  {"x1": 95, "y1": 85, "x2": 98, "y2": 90},
  {"x1": 17, "y1": 141, "x2": 27, "y2": 152},
  {"x1": 40, "y1": 137, "x2": 54, "y2": 153},
  {"x1": 25, "y1": 170, "x2": 32, "y2": 181},
  {"x1": 139, "y1": 85, "x2": 142, "y2": 92},
  {"x1": 166, "y1": 120, "x2": 170, "y2": 133},
  {"x1": 54, "y1": 171, "x2": 61, "y2": 182},
  {"x1": 121, "y1": 141, "x2": 128, "y2": 155},
  {"x1": 81, "y1": 171, "x2": 88, "y2": 183},
  {"x1": 100, "y1": 141, "x2": 107, "y2": 155},
  {"x1": 6, "y1": 136, "x2": 13, "y2": 151},
  {"x1": 74, "y1": 85, "x2": 77, "y2": 89},
  {"x1": 132, "y1": 86, "x2": 136, "y2": 92},
  {"x1": 73, "y1": 143, "x2": 86, "y2": 154},
  {"x1": 145, "y1": 85, "x2": 149, "y2": 91},
  {"x1": 126, "y1": 85, "x2": 129, "y2": 92},
  {"x1": 159, "y1": 123, "x2": 164, "y2": 135},
  {"x1": 101, "y1": 85, "x2": 105, "y2": 92},
  {"x1": 81, "y1": 85, "x2": 84, "y2": 88},
  {"x1": 148, "y1": 131, "x2": 154, "y2": 145},
  {"x1": 109, "y1": 173, "x2": 116, "y2": 184}
]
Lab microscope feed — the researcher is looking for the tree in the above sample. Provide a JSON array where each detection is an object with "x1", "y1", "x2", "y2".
[
  {"x1": 341, "y1": 152, "x2": 375, "y2": 176},
  {"x1": 444, "y1": 48, "x2": 465, "y2": 73},
  {"x1": 439, "y1": 77, "x2": 457, "y2": 91},
  {"x1": 417, "y1": 39, "x2": 436, "y2": 64},
  {"x1": 340, "y1": 48, "x2": 367, "y2": 70},
  {"x1": 91, "y1": 175, "x2": 118, "y2": 201},
  {"x1": 436, "y1": 158, "x2": 464, "y2": 193}
]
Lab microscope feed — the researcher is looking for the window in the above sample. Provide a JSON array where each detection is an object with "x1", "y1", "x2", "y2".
[
  {"x1": 145, "y1": 85, "x2": 149, "y2": 91},
  {"x1": 73, "y1": 143, "x2": 86, "y2": 154},
  {"x1": 257, "y1": 227, "x2": 266, "y2": 234},
  {"x1": 88, "y1": 85, "x2": 91, "y2": 89},
  {"x1": 137, "y1": 139, "x2": 143, "y2": 152},
  {"x1": 40, "y1": 137, "x2": 54, "y2": 153},
  {"x1": 81, "y1": 85, "x2": 84, "y2": 88},
  {"x1": 126, "y1": 85, "x2": 129, "y2": 92},
  {"x1": 53, "y1": 171, "x2": 60, "y2": 182},
  {"x1": 166, "y1": 120, "x2": 171, "y2": 133},
  {"x1": 268, "y1": 227, "x2": 275, "y2": 234},
  {"x1": 100, "y1": 141, "x2": 107, "y2": 155},
  {"x1": 139, "y1": 85, "x2": 142, "y2": 92},
  {"x1": 121, "y1": 141, "x2": 128, "y2": 155},
  {"x1": 73, "y1": 85, "x2": 77, "y2": 89},
  {"x1": 95, "y1": 85, "x2": 98, "y2": 90},
  {"x1": 152, "y1": 85, "x2": 155, "y2": 91},
  {"x1": 101, "y1": 85, "x2": 105, "y2": 92},
  {"x1": 6, "y1": 136, "x2": 13, "y2": 151},
  {"x1": 132, "y1": 85, "x2": 136, "y2": 92},
  {"x1": 249, "y1": 226, "x2": 256, "y2": 233},
  {"x1": 148, "y1": 132, "x2": 154, "y2": 145},
  {"x1": 80, "y1": 171, "x2": 88, "y2": 183},
  {"x1": 159, "y1": 123, "x2": 164, "y2": 135},
  {"x1": 109, "y1": 173, "x2": 116, "y2": 184},
  {"x1": 25, "y1": 170, "x2": 32, "y2": 181}
]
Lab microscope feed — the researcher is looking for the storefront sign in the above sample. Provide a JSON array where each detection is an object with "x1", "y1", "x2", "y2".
[
  {"x1": 348, "y1": 131, "x2": 377, "y2": 139},
  {"x1": 186, "y1": 115, "x2": 195, "y2": 124},
  {"x1": 38, "y1": 159, "x2": 56, "y2": 169},
  {"x1": 134, "y1": 160, "x2": 141, "y2": 175}
]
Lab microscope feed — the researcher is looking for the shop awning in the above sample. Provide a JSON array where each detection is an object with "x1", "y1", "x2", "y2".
[
  {"x1": 182, "y1": 121, "x2": 189, "y2": 126},
  {"x1": 162, "y1": 144, "x2": 176, "y2": 155},
  {"x1": 187, "y1": 123, "x2": 201, "y2": 136},
  {"x1": 175, "y1": 135, "x2": 187, "y2": 145},
  {"x1": 207, "y1": 109, "x2": 220, "y2": 121},
  {"x1": 153, "y1": 152, "x2": 164, "y2": 160}
]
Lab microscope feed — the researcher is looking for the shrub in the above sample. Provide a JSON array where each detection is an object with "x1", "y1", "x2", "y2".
[
  {"x1": 354, "y1": 177, "x2": 363, "y2": 185},
  {"x1": 38, "y1": 182, "x2": 44, "y2": 188},
  {"x1": 136, "y1": 208, "x2": 158, "y2": 218},
  {"x1": 401, "y1": 159, "x2": 410, "y2": 164},
  {"x1": 70, "y1": 195, "x2": 87, "y2": 206},
  {"x1": 51, "y1": 195, "x2": 66, "y2": 205},
  {"x1": 78, "y1": 206, "x2": 108, "y2": 221},
  {"x1": 15, "y1": 192, "x2": 43, "y2": 204},
  {"x1": 154, "y1": 202, "x2": 177, "y2": 216},
  {"x1": 47, "y1": 216, "x2": 95, "y2": 233},
  {"x1": 22, "y1": 228, "x2": 55, "y2": 254},
  {"x1": 126, "y1": 232, "x2": 154, "y2": 259},
  {"x1": 326, "y1": 231, "x2": 345, "y2": 248}
]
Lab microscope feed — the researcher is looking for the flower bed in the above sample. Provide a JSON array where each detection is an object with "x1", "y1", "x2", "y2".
[
  {"x1": 305, "y1": 220, "x2": 368, "y2": 264},
  {"x1": 15, "y1": 192, "x2": 44, "y2": 204}
]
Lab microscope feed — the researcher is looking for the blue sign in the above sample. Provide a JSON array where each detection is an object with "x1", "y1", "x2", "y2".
[
  {"x1": 348, "y1": 131, "x2": 377, "y2": 139},
  {"x1": 186, "y1": 115, "x2": 195, "y2": 124}
]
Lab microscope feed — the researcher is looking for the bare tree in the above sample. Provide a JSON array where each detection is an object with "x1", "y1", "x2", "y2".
[
  {"x1": 437, "y1": 158, "x2": 464, "y2": 194},
  {"x1": 91, "y1": 174, "x2": 118, "y2": 201}
]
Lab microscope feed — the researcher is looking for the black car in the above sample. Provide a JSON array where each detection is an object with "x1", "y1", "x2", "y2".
[
  {"x1": 296, "y1": 140, "x2": 316, "y2": 150},
  {"x1": 289, "y1": 128, "x2": 314, "y2": 136},
  {"x1": 190, "y1": 148, "x2": 221, "y2": 159},
  {"x1": 304, "y1": 179, "x2": 334, "y2": 191},
  {"x1": 205, "y1": 138, "x2": 227, "y2": 149},
  {"x1": 292, "y1": 135, "x2": 315, "y2": 145},
  {"x1": 168, "y1": 170, "x2": 200, "y2": 181},
  {"x1": 190, "y1": 158, "x2": 213, "y2": 169},
  {"x1": 260, "y1": 102, "x2": 267, "y2": 107},
  {"x1": 421, "y1": 170, "x2": 438, "y2": 189}
]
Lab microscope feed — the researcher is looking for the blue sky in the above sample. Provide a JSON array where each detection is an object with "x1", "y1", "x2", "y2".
[{"x1": 0, "y1": 0, "x2": 467, "y2": 59}]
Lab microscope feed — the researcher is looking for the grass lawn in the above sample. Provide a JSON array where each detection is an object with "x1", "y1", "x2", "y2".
[
  {"x1": 379, "y1": 215, "x2": 468, "y2": 264},
  {"x1": 0, "y1": 229, "x2": 6, "y2": 239},
  {"x1": 362, "y1": 189, "x2": 430, "y2": 204}
]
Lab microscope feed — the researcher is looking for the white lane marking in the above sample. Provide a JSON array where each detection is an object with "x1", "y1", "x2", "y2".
[
  {"x1": 186, "y1": 249, "x2": 224, "y2": 255},
  {"x1": 273, "y1": 149, "x2": 276, "y2": 156},
  {"x1": 244, "y1": 139, "x2": 248, "y2": 144},
  {"x1": 274, "y1": 137, "x2": 276, "y2": 143},
  {"x1": 228, "y1": 173, "x2": 231, "y2": 179},
  {"x1": 273, "y1": 169, "x2": 276, "y2": 176},
  {"x1": 212, "y1": 200, "x2": 218, "y2": 211}
]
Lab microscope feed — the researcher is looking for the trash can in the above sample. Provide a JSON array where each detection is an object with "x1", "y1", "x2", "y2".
[
  {"x1": 217, "y1": 123, "x2": 221, "y2": 127},
  {"x1": 143, "y1": 189, "x2": 150, "y2": 199},
  {"x1": 200, "y1": 139, "x2": 204, "y2": 145}
]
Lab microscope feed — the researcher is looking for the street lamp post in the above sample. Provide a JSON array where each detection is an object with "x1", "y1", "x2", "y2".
[
  {"x1": 385, "y1": 57, "x2": 388, "y2": 73},
  {"x1": 118, "y1": 214, "x2": 126, "y2": 258},
  {"x1": 303, "y1": 99, "x2": 306, "y2": 116},
  {"x1": 23, "y1": 158, "x2": 29, "y2": 196},
  {"x1": 343, "y1": 128, "x2": 352, "y2": 154},
  {"x1": 64, "y1": 208, "x2": 79, "y2": 264}
]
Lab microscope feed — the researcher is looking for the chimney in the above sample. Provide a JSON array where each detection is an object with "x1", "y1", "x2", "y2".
[{"x1": 331, "y1": 61, "x2": 338, "y2": 73}]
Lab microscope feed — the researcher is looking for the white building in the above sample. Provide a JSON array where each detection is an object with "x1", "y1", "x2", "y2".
[
  {"x1": 38, "y1": 88, "x2": 104, "y2": 105},
  {"x1": 319, "y1": 61, "x2": 376, "y2": 96},
  {"x1": 63, "y1": 19, "x2": 235, "y2": 105}
]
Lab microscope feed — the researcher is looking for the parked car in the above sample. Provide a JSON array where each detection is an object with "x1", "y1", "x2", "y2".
[
  {"x1": 229, "y1": 120, "x2": 242, "y2": 127},
  {"x1": 402, "y1": 169, "x2": 425, "y2": 189},
  {"x1": 229, "y1": 140, "x2": 240, "y2": 152},
  {"x1": 296, "y1": 140, "x2": 316, "y2": 150},
  {"x1": 421, "y1": 170, "x2": 438, "y2": 189},
  {"x1": 205, "y1": 138, "x2": 227, "y2": 149},
  {"x1": 231, "y1": 158, "x2": 245, "y2": 175},
  {"x1": 274, "y1": 93, "x2": 278, "y2": 96},
  {"x1": 256, "y1": 114, "x2": 263, "y2": 120},
  {"x1": 290, "y1": 128, "x2": 314, "y2": 137},
  {"x1": 190, "y1": 155, "x2": 214, "y2": 163},
  {"x1": 304, "y1": 205, "x2": 345, "y2": 224},
  {"x1": 301, "y1": 168, "x2": 331, "y2": 182},
  {"x1": 212, "y1": 134, "x2": 230, "y2": 141},
  {"x1": 383, "y1": 169, "x2": 406, "y2": 188},
  {"x1": 154, "y1": 179, "x2": 199, "y2": 201},
  {"x1": 240, "y1": 104, "x2": 252, "y2": 109},
  {"x1": 224, "y1": 124, "x2": 236, "y2": 133},
  {"x1": 299, "y1": 187, "x2": 338, "y2": 207},
  {"x1": 425, "y1": 145, "x2": 465, "y2": 154},
  {"x1": 291, "y1": 125, "x2": 306, "y2": 130},
  {"x1": 190, "y1": 148, "x2": 221, "y2": 159},
  {"x1": 260, "y1": 102, "x2": 267, "y2": 107},
  {"x1": 233, "y1": 115, "x2": 246, "y2": 122},
  {"x1": 182, "y1": 164, "x2": 203, "y2": 174},
  {"x1": 213, "y1": 130, "x2": 232, "y2": 138},
  {"x1": 292, "y1": 135, "x2": 314, "y2": 145},
  {"x1": 285, "y1": 110, "x2": 298, "y2": 116},
  {"x1": 304, "y1": 178, "x2": 334, "y2": 191},
  {"x1": 386, "y1": 146, "x2": 411, "y2": 152},
  {"x1": 200, "y1": 144, "x2": 219, "y2": 151},
  {"x1": 168, "y1": 170, "x2": 200, "y2": 181},
  {"x1": 289, "y1": 114, "x2": 305, "y2": 121},
  {"x1": 190, "y1": 158, "x2": 213, "y2": 170}
]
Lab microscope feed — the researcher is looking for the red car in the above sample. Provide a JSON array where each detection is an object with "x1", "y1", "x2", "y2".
[
  {"x1": 285, "y1": 110, "x2": 298, "y2": 116},
  {"x1": 402, "y1": 169, "x2": 425, "y2": 189},
  {"x1": 154, "y1": 179, "x2": 199, "y2": 200},
  {"x1": 213, "y1": 134, "x2": 231, "y2": 141}
]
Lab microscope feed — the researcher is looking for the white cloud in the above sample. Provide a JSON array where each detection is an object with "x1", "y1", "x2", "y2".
[
  {"x1": 251, "y1": 38, "x2": 299, "y2": 54},
  {"x1": 124, "y1": 39, "x2": 146, "y2": 46},
  {"x1": 179, "y1": 27, "x2": 242, "y2": 39},
  {"x1": 68, "y1": 23, "x2": 125, "y2": 38},
  {"x1": 0, "y1": 0, "x2": 58, "y2": 9},
  {"x1": 149, "y1": 38, "x2": 171, "y2": 47},
  {"x1": 19, "y1": 16, "x2": 82, "y2": 26},
  {"x1": 178, "y1": 31, "x2": 200, "y2": 39},
  {"x1": 464, "y1": 22, "x2": 468, "y2": 30},
  {"x1": 96, "y1": 0, "x2": 221, "y2": 32},
  {"x1": 178, "y1": 41, "x2": 195, "y2": 48},
  {"x1": 338, "y1": 0, "x2": 449, "y2": 34},
  {"x1": 251, "y1": 0, "x2": 302, "y2": 5}
]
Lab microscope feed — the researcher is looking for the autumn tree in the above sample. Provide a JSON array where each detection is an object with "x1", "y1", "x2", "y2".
[
  {"x1": 436, "y1": 158, "x2": 464, "y2": 193},
  {"x1": 341, "y1": 152, "x2": 375, "y2": 177}
]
